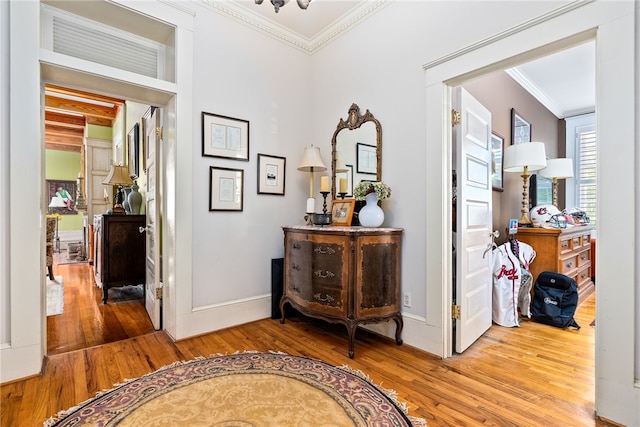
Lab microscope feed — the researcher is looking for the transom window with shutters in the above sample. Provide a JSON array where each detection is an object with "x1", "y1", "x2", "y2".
[{"x1": 566, "y1": 113, "x2": 596, "y2": 226}]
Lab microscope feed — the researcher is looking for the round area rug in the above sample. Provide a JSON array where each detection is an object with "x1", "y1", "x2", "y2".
[{"x1": 45, "y1": 352, "x2": 425, "y2": 426}]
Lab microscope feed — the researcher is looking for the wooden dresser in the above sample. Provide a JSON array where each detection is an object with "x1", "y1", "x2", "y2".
[
  {"x1": 94, "y1": 214, "x2": 145, "y2": 303},
  {"x1": 516, "y1": 226, "x2": 594, "y2": 304},
  {"x1": 280, "y1": 226, "x2": 403, "y2": 358}
]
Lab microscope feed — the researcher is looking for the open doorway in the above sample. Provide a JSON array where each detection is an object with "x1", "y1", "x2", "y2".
[
  {"x1": 450, "y1": 40, "x2": 596, "y2": 355},
  {"x1": 43, "y1": 82, "x2": 165, "y2": 355}
]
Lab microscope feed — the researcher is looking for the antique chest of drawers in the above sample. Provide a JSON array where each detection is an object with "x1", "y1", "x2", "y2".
[
  {"x1": 280, "y1": 226, "x2": 403, "y2": 358},
  {"x1": 515, "y1": 226, "x2": 594, "y2": 304}
]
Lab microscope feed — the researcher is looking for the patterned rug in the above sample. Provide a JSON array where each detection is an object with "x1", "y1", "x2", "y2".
[
  {"x1": 45, "y1": 352, "x2": 425, "y2": 426},
  {"x1": 46, "y1": 276, "x2": 64, "y2": 316}
]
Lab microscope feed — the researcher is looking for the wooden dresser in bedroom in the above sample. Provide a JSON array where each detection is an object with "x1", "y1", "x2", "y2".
[
  {"x1": 516, "y1": 226, "x2": 594, "y2": 304},
  {"x1": 280, "y1": 225, "x2": 403, "y2": 358}
]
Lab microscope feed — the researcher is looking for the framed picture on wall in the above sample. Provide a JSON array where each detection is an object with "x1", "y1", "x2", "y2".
[
  {"x1": 511, "y1": 108, "x2": 531, "y2": 145},
  {"x1": 46, "y1": 180, "x2": 76, "y2": 214},
  {"x1": 127, "y1": 123, "x2": 140, "y2": 179},
  {"x1": 209, "y1": 166, "x2": 244, "y2": 211},
  {"x1": 257, "y1": 153, "x2": 286, "y2": 195},
  {"x1": 490, "y1": 132, "x2": 504, "y2": 192},
  {"x1": 202, "y1": 112, "x2": 250, "y2": 161},
  {"x1": 356, "y1": 142, "x2": 376, "y2": 174}
]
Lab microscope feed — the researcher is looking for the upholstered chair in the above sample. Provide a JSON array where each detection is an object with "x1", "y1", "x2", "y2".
[{"x1": 46, "y1": 217, "x2": 56, "y2": 280}]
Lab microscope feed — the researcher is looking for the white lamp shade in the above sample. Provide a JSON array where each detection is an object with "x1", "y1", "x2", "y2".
[
  {"x1": 102, "y1": 165, "x2": 133, "y2": 187},
  {"x1": 503, "y1": 142, "x2": 547, "y2": 173},
  {"x1": 539, "y1": 158, "x2": 574, "y2": 179},
  {"x1": 49, "y1": 196, "x2": 67, "y2": 208},
  {"x1": 335, "y1": 155, "x2": 349, "y2": 173},
  {"x1": 297, "y1": 145, "x2": 327, "y2": 172}
]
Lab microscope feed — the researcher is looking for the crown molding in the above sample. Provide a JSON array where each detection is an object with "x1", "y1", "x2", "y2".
[
  {"x1": 200, "y1": 0, "x2": 392, "y2": 54},
  {"x1": 505, "y1": 67, "x2": 564, "y2": 118}
]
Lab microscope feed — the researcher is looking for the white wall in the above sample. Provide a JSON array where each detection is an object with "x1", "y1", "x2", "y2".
[{"x1": 0, "y1": 0, "x2": 9, "y2": 347}]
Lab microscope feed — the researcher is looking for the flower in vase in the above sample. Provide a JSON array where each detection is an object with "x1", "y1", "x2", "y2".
[{"x1": 353, "y1": 181, "x2": 391, "y2": 201}]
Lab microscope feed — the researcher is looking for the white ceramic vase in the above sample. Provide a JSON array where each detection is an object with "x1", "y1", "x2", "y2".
[{"x1": 358, "y1": 192, "x2": 384, "y2": 227}]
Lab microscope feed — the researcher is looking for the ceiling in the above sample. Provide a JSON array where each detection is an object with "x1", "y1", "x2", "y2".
[
  {"x1": 44, "y1": 84, "x2": 124, "y2": 152},
  {"x1": 44, "y1": 0, "x2": 594, "y2": 151},
  {"x1": 233, "y1": 0, "x2": 596, "y2": 119}
]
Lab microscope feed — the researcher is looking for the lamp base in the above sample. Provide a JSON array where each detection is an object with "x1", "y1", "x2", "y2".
[{"x1": 111, "y1": 205, "x2": 126, "y2": 215}]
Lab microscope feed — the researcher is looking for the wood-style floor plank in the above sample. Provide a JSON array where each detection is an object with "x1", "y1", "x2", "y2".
[{"x1": 2, "y1": 260, "x2": 621, "y2": 426}]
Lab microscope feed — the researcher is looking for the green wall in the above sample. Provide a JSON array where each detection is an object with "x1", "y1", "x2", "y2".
[{"x1": 45, "y1": 150, "x2": 83, "y2": 231}]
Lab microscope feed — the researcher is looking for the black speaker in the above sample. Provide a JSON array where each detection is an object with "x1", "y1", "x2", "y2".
[
  {"x1": 271, "y1": 258, "x2": 285, "y2": 319},
  {"x1": 271, "y1": 258, "x2": 299, "y2": 319}
]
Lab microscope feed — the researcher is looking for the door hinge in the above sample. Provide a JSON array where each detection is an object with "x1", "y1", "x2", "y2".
[
  {"x1": 451, "y1": 304, "x2": 461, "y2": 319},
  {"x1": 451, "y1": 109, "x2": 461, "y2": 126},
  {"x1": 156, "y1": 126, "x2": 163, "y2": 140},
  {"x1": 155, "y1": 287, "x2": 163, "y2": 300}
]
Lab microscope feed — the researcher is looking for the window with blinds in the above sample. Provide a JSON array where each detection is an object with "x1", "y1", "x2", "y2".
[{"x1": 574, "y1": 123, "x2": 596, "y2": 224}]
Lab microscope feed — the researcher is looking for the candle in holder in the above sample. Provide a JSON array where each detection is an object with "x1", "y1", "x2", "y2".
[
  {"x1": 320, "y1": 176, "x2": 329, "y2": 192},
  {"x1": 339, "y1": 178, "x2": 347, "y2": 193}
]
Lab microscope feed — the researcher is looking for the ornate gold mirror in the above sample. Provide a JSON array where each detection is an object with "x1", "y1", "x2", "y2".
[{"x1": 331, "y1": 103, "x2": 382, "y2": 199}]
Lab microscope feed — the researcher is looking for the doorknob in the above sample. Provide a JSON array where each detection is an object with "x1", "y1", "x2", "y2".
[{"x1": 139, "y1": 226, "x2": 148, "y2": 233}]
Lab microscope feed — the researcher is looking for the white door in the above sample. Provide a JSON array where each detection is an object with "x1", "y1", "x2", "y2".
[
  {"x1": 454, "y1": 88, "x2": 493, "y2": 353},
  {"x1": 143, "y1": 107, "x2": 162, "y2": 330}
]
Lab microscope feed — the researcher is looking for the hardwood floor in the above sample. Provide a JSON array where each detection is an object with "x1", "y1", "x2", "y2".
[{"x1": 2, "y1": 260, "x2": 615, "y2": 426}]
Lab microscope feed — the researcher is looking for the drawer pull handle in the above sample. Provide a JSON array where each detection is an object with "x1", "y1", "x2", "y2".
[
  {"x1": 292, "y1": 285, "x2": 300, "y2": 293},
  {"x1": 292, "y1": 243, "x2": 301, "y2": 249},
  {"x1": 314, "y1": 293, "x2": 335, "y2": 303},
  {"x1": 314, "y1": 270, "x2": 335, "y2": 279},
  {"x1": 314, "y1": 246, "x2": 336, "y2": 255},
  {"x1": 292, "y1": 264, "x2": 301, "y2": 271},
  {"x1": 562, "y1": 242, "x2": 569, "y2": 248},
  {"x1": 573, "y1": 238, "x2": 580, "y2": 245},
  {"x1": 581, "y1": 254, "x2": 587, "y2": 260},
  {"x1": 566, "y1": 261, "x2": 574, "y2": 268}
]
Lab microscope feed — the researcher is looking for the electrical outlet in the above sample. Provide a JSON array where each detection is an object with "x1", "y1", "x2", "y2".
[{"x1": 403, "y1": 293, "x2": 412, "y2": 308}]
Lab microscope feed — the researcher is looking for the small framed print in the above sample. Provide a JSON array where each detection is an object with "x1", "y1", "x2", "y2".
[
  {"x1": 257, "y1": 153, "x2": 286, "y2": 195},
  {"x1": 511, "y1": 108, "x2": 531, "y2": 145},
  {"x1": 127, "y1": 123, "x2": 140, "y2": 179},
  {"x1": 491, "y1": 131, "x2": 504, "y2": 192},
  {"x1": 331, "y1": 199, "x2": 356, "y2": 226},
  {"x1": 209, "y1": 166, "x2": 244, "y2": 211},
  {"x1": 202, "y1": 111, "x2": 249, "y2": 161},
  {"x1": 356, "y1": 142, "x2": 377, "y2": 174}
]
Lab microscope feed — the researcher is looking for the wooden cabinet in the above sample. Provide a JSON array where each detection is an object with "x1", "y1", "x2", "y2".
[
  {"x1": 516, "y1": 226, "x2": 594, "y2": 304},
  {"x1": 94, "y1": 214, "x2": 145, "y2": 303},
  {"x1": 280, "y1": 226, "x2": 403, "y2": 358}
]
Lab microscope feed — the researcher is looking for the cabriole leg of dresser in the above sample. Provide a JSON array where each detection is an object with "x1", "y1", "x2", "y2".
[{"x1": 393, "y1": 314, "x2": 404, "y2": 345}]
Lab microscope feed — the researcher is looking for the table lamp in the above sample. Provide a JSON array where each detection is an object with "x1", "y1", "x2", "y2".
[
  {"x1": 503, "y1": 141, "x2": 547, "y2": 225},
  {"x1": 539, "y1": 158, "x2": 574, "y2": 207},
  {"x1": 297, "y1": 145, "x2": 327, "y2": 220},
  {"x1": 48, "y1": 196, "x2": 67, "y2": 253},
  {"x1": 102, "y1": 165, "x2": 133, "y2": 214}
]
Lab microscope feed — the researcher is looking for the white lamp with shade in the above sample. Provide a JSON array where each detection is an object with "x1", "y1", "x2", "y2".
[
  {"x1": 503, "y1": 141, "x2": 547, "y2": 225},
  {"x1": 538, "y1": 158, "x2": 574, "y2": 208},
  {"x1": 297, "y1": 145, "x2": 327, "y2": 218},
  {"x1": 48, "y1": 196, "x2": 67, "y2": 253}
]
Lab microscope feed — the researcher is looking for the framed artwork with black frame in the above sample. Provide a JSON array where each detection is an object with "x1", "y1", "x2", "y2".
[
  {"x1": 202, "y1": 111, "x2": 250, "y2": 161},
  {"x1": 490, "y1": 131, "x2": 504, "y2": 192},
  {"x1": 356, "y1": 142, "x2": 376, "y2": 174},
  {"x1": 257, "y1": 153, "x2": 286, "y2": 195},
  {"x1": 209, "y1": 166, "x2": 244, "y2": 211},
  {"x1": 46, "y1": 179, "x2": 76, "y2": 214},
  {"x1": 127, "y1": 123, "x2": 140, "y2": 179},
  {"x1": 511, "y1": 108, "x2": 531, "y2": 145}
]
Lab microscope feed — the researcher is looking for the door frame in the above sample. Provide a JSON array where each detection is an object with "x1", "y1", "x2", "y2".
[{"x1": 424, "y1": 2, "x2": 637, "y2": 423}]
